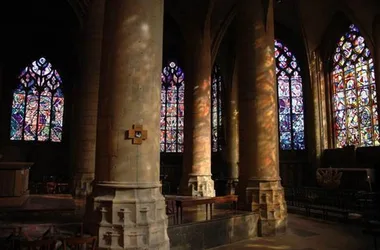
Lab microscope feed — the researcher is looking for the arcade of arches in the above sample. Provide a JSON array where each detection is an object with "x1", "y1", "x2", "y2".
[{"x1": 1, "y1": 0, "x2": 380, "y2": 249}]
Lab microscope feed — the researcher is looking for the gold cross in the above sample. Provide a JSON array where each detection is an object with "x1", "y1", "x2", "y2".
[{"x1": 126, "y1": 124, "x2": 147, "y2": 145}]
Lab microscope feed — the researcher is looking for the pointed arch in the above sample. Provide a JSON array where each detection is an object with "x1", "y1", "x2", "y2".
[
  {"x1": 160, "y1": 61, "x2": 185, "y2": 153},
  {"x1": 275, "y1": 39, "x2": 305, "y2": 150},
  {"x1": 331, "y1": 24, "x2": 379, "y2": 148},
  {"x1": 211, "y1": 64, "x2": 223, "y2": 152},
  {"x1": 10, "y1": 57, "x2": 64, "y2": 142}
]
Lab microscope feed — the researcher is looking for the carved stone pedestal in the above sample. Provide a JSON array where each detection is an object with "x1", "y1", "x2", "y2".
[
  {"x1": 86, "y1": 182, "x2": 169, "y2": 250},
  {"x1": 241, "y1": 180, "x2": 287, "y2": 236},
  {"x1": 73, "y1": 172, "x2": 94, "y2": 197},
  {"x1": 225, "y1": 178, "x2": 239, "y2": 195},
  {"x1": 183, "y1": 175, "x2": 215, "y2": 197}
]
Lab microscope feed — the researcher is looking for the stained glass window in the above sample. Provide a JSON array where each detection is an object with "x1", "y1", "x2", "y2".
[
  {"x1": 10, "y1": 57, "x2": 64, "y2": 142},
  {"x1": 211, "y1": 64, "x2": 223, "y2": 152},
  {"x1": 160, "y1": 61, "x2": 185, "y2": 153},
  {"x1": 331, "y1": 24, "x2": 379, "y2": 148},
  {"x1": 275, "y1": 40, "x2": 305, "y2": 150}
]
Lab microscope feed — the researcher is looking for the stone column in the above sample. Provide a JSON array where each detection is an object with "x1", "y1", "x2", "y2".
[
  {"x1": 308, "y1": 50, "x2": 328, "y2": 173},
  {"x1": 72, "y1": 0, "x2": 105, "y2": 197},
  {"x1": 85, "y1": 0, "x2": 169, "y2": 249},
  {"x1": 236, "y1": 0, "x2": 287, "y2": 236},
  {"x1": 225, "y1": 61, "x2": 239, "y2": 194},
  {"x1": 180, "y1": 29, "x2": 215, "y2": 197}
]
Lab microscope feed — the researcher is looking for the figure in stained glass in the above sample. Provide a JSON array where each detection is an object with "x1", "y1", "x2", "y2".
[
  {"x1": 331, "y1": 24, "x2": 379, "y2": 147},
  {"x1": 275, "y1": 40, "x2": 305, "y2": 150},
  {"x1": 10, "y1": 57, "x2": 64, "y2": 142},
  {"x1": 160, "y1": 61, "x2": 185, "y2": 152}
]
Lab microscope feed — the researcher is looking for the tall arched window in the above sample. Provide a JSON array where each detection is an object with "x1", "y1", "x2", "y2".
[
  {"x1": 160, "y1": 61, "x2": 185, "y2": 153},
  {"x1": 275, "y1": 40, "x2": 305, "y2": 150},
  {"x1": 332, "y1": 24, "x2": 379, "y2": 148},
  {"x1": 211, "y1": 64, "x2": 223, "y2": 152},
  {"x1": 10, "y1": 57, "x2": 64, "y2": 142}
]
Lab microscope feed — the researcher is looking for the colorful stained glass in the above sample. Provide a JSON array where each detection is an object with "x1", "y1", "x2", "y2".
[
  {"x1": 275, "y1": 40, "x2": 305, "y2": 150},
  {"x1": 211, "y1": 65, "x2": 223, "y2": 152},
  {"x1": 10, "y1": 57, "x2": 64, "y2": 142},
  {"x1": 160, "y1": 61, "x2": 185, "y2": 152},
  {"x1": 332, "y1": 24, "x2": 379, "y2": 148}
]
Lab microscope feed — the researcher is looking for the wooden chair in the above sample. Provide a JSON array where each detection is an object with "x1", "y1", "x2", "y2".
[
  {"x1": 63, "y1": 236, "x2": 97, "y2": 250},
  {"x1": 20, "y1": 239, "x2": 56, "y2": 250}
]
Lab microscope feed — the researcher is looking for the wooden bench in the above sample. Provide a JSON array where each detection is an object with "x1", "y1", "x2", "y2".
[
  {"x1": 165, "y1": 195, "x2": 239, "y2": 223},
  {"x1": 210, "y1": 195, "x2": 238, "y2": 215},
  {"x1": 175, "y1": 196, "x2": 214, "y2": 223}
]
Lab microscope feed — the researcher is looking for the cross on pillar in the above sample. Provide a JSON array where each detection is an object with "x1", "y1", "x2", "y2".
[{"x1": 126, "y1": 124, "x2": 148, "y2": 145}]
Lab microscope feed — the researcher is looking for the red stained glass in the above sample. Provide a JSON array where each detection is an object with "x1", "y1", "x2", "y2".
[
  {"x1": 275, "y1": 40, "x2": 305, "y2": 150},
  {"x1": 332, "y1": 24, "x2": 378, "y2": 148},
  {"x1": 160, "y1": 61, "x2": 185, "y2": 152},
  {"x1": 10, "y1": 57, "x2": 64, "y2": 142}
]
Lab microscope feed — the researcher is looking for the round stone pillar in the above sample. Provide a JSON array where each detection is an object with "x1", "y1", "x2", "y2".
[
  {"x1": 236, "y1": 0, "x2": 287, "y2": 236},
  {"x1": 85, "y1": 0, "x2": 169, "y2": 249},
  {"x1": 72, "y1": 0, "x2": 105, "y2": 197},
  {"x1": 180, "y1": 31, "x2": 215, "y2": 197},
  {"x1": 225, "y1": 62, "x2": 239, "y2": 194}
]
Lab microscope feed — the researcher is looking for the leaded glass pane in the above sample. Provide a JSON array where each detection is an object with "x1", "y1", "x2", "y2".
[
  {"x1": 160, "y1": 61, "x2": 185, "y2": 153},
  {"x1": 275, "y1": 40, "x2": 305, "y2": 150},
  {"x1": 10, "y1": 57, "x2": 64, "y2": 142},
  {"x1": 211, "y1": 64, "x2": 223, "y2": 152},
  {"x1": 332, "y1": 24, "x2": 379, "y2": 147}
]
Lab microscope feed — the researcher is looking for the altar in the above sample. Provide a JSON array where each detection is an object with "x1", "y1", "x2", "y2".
[
  {"x1": 316, "y1": 167, "x2": 375, "y2": 191},
  {"x1": 0, "y1": 162, "x2": 33, "y2": 197}
]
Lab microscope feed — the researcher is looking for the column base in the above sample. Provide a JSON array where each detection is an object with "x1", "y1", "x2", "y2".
[
  {"x1": 84, "y1": 182, "x2": 169, "y2": 250},
  {"x1": 225, "y1": 178, "x2": 239, "y2": 195},
  {"x1": 239, "y1": 179, "x2": 287, "y2": 237},
  {"x1": 73, "y1": 172, "x2": 94, "y2": 197},
  {"x1": 181, "y1": 175, "x2": 215, "y2": 197}
]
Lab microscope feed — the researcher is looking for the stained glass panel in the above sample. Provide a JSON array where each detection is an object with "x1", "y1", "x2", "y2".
[
  {"x1": 332, "y1": 24, "x2": 379, "y2": 148},
  {"x1": 10, "y1": 57, "x2": 64, "y2": 142},
  {"x1": 160, "y1": 61, "x2": 185, "y2": 152},
  {"x1": 275, "y1": 40, "x2": 305, "y2": 150},
  {"x1": 10, "y1": 89, "x2": 26, "y2": 140},
  {"x1": 211, "y1": 65, "x2": 223, "y2": 152}
]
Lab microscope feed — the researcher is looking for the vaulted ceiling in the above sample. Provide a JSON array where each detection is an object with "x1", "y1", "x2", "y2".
[{"x1": 165, "y1": 0, "x2": 380, "y2": 54}]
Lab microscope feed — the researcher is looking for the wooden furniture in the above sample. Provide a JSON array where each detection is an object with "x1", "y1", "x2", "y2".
[
  {"x1": 316, "y1": 168, "x2": 375, "y2": 191},
  {"x1": 20, "y1": 239, "x2": 56, "y2": 250},
  {"x1": 63, "y1": 236, "x2": 97, "y2": 250},
  {"x1": 165, "y1": 195, "x2": 214, "y2": 223},
  {"x1": 165, "y1": 195, "x2": 239, "y2": 223},
  {"x1": 0, "y1": 162, "x2": 33, "y2": 197},
  {"x1": 211, "y1": 195, "x2": 238, "y2": 211}
]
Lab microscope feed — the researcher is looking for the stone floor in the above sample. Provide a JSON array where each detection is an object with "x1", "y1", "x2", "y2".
[
  {"x1": 211, "y1": 213, "x2": 375, "y2": 250},
  {"x1": 0, "y1": 195, "x2": 376, "y2": 250}
]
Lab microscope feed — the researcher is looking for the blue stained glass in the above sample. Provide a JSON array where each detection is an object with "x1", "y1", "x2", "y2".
[
  {"x1": 10, "y1": 57, "x2": 64, "y2": 142},
  {"x1": 160, "y1": 61, "x2": 185, "y2": 153},
  {"x1": 332, "y1": 24, "x2": 379, "y2": 148},
  {"x1": 211, "y1": 64, "x2": 223, "y2": 152},
  {"x1": 275, "y1": 39, "x2": 305, "y2": 150}
]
